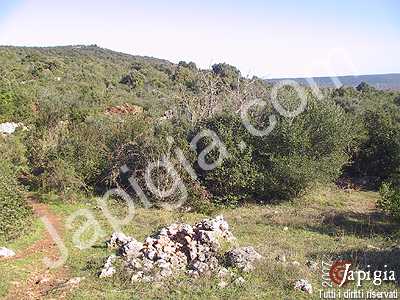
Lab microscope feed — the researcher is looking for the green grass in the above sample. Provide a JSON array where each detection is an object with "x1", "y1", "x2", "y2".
[
  {"x1": 2, "y1": 188, "x2": 400, "y2": 299},
  {"x1": 0, "y1": 218, "x2": 46, "y2": 297}
]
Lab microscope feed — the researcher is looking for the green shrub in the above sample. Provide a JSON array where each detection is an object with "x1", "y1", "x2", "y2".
[
  {"x1": 194, "y1": 114, "x2": 261, "y2": 206},
  {"x1": 120, "y1": 70, "x2": 145, "y2": 89},
  {"x1": 255, "y1": 97, "x2": 357, "y2": 199},
  {"x1": 0, "y1": 134, "x2": 28, "y2": 174},
  {"x1": 352, "y1": 104, "x2": 400, "y2": 184},
  {"x1": 394, "y1": 95, "x2": 400, "y2": 106},
  {"x1": 6, "y1": 45, "x2": 395, "y2": 212},
  {"x1": 173, "y1": 65, "x2": 199, "y2": 92},
  {"x1": 378, "y1": 183, "x2": 400, "y2": 220},
  {"x1": 0, "y1": 90, "x2": 14, "y2": 119},
  {"x1": 211, "y1": 63, "x2": 241, "y2": 89},
  {"x1": 0, "y1": 138, "x2": 32, "y2": 240},
  {"x1": 111, "y1": 121, "x2": 213, "y2": 212},
  {"x1": 26, "y1": 114, "x2": 152, "y2": 195},
  {"x1": 35, "y1": 159, "x2": 86, "y2": 196},
  {"x1": 26, "y1": 113, "x2": 213, "y2": 211},
  {"x1": 356, "y1": 81, "x2": 374, "y2": 93},
  {"x1": 0, "y1": 89, "x2": 33, "y2": 123},
  {"x1": 194, "y1": 96, "x2": 356, "y2": 204}
]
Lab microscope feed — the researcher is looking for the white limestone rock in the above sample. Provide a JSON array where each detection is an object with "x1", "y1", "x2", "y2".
[
  {"x1": 99, "y1": 255, "x2": 117, "y2": 278},
  {"x1": 294, "y1": 279, "x2": 313, "y2": 294},
  {"x1": 0, "y1": 247, "x2": 15, "y2": 257},
  {"x1": 225, "y1": 246, "x2": 263, "y2": 272}
]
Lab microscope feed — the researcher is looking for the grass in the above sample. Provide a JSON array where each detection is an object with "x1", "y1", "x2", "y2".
[
  {"x1": 0, "y1": 218, "x2": 46, "y2": 297},
  {"x1": 1, "y1": 187, "x2": 400, "y2": 299}
]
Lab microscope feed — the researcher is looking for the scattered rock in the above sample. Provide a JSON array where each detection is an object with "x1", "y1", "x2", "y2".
[
  {"x1": 120, "y1": 239, "x2": 143, "y2": 258},
  {"x1": 107, "y1": 232, "x2": 145, "y2": 259},
  {"x1": 217, "y1": 267, "x2": 231, "y2": 279},
  {"x1": 294, "y1": 279, "x2": 313, "y2": 294},
  {"x1": 291, "y1": 261, "x2": 301, "y2": 266},
  {"x1": 306, "y1": 260, "x2": 318, "y2": 271},
  {"x1": 218, "y1": 280, "x2": 229, "y2": 288},
  {"x1": 275, "y1": 254, "x2": 286, "y2": 263},
  {"x1": 233, "y1": 276, "x2": 246, "y2": 286},
  {"x1": 66, "y1": 277, "x2": 84, "y2": 285},
  {"x1": 283, "y1": 226, "x2": 289, "y2": 231},
  {"x1": 0, "y1": 247, "x2": 16, "y2": 257},
  {"x1": 225, "y1": 247, "x2": 263, "y2": 272},
  {"x1": 100, "y1": 216, "x2": 258, "y2": 283},
  {"x1": 0, "y1": 122, "x2": 25, "y2": 135},
  {"x1": 160, "y1": 109, "x2": 174, "y2": 120},
  {"x1": 107, "y1": 232, "x2": 132, "y2": 248},
  {"x1": 99, "y1": 255, "x2": 117, "y2": 278}
]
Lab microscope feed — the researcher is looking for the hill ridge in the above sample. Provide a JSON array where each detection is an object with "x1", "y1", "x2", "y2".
[{"x1": 266, "y1": 73, "x2": 400, "y2": 90}]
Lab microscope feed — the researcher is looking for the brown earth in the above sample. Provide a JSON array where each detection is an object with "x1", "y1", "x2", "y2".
[{"x1": 5, "y1": 198, "x2": 77, "y2": 300}]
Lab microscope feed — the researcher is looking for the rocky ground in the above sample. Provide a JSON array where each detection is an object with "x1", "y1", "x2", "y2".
[
  {"x1": 99, "y1": 216, "x2": 264, "y2": 287},
  {"x1": 0, "y1": 189, "x2": 399, "y2": 299}
]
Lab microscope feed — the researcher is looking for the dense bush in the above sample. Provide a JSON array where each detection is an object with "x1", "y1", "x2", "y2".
[
  {"x1": 26, "y1": 111, "x2": 213, "y2": 211},
  {"x1": 0, "y1": 134, "x2": 28, "y2": 174},
  {"x1": 193, "y1": 96, "x2": 356, "y2": 204},
  {"x1": 0, "y1": 137, "x2": 32, "y2": 240},
  {"x1": 211, "y1": 63, "x2": 241, "y2": 90},
  {"x1": 26, "y1": 114, "x2": 153, "y2": 195},
  {"x1": 351, "y1": 103, "x2": 400, "y2": 184},
  {"x1": 356, "y1": 81, "x2": 375, "y2": 93},
  {"x1": 173, "y1": 65, "x2": 199, "y2": 92},
  {"x1": 378, "y1": 183, "x2": 400, "y2": 220},
  {"x1": 194, "y1": 114, "x2": 261, "y2": 206},
  {"x1": 0, "y1": 89, "x2": 33, "y2": 123},
  {"x1": 254, "y1": 96, "x2": 356, "y2": 199},
  {"x1": 2, "y1": 45, "x2": 399, "y2": 212},
  {"x1": 110, "y1": 122, "x2": 213, "y2": 212}
]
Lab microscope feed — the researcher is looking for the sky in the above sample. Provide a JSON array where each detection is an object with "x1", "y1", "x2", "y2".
[{"x1": 0, "y1": 0, "x2": 399, "y2": 78}]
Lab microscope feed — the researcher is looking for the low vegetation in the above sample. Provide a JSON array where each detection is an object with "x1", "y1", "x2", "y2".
[
  {"x1": 0, "y1": 135, "x2": 32, "y2": 240},
  {"x1": 0, "y1": 45, "x2": 399, "y2": 298},
  {"x1": 1, "y1": 189, "x2": 399, "y2": 299},
  {"x1": 379, "y1": 183, "x2": 400, "y2": 220}
]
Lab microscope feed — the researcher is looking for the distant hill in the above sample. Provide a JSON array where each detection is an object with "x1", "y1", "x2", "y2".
[
  {"x1": 0, "y1": 45, "x2": 248, "y2": 122},
  {"x1": 266, "y1": 73, "x2": 400, "y2": 90}
]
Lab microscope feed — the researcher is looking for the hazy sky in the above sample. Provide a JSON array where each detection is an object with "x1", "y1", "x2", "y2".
[{"x1": 0, "y1": 0, "x2": 399, "y2": 78}]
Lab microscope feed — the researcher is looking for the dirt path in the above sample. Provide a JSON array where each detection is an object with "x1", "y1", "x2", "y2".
[{"x1": 5, "y1": 198, "x2": 75, "y2": 300}]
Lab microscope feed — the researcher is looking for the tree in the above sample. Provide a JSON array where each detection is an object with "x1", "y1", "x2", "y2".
[
  {"x1": 178, "y1": 61, "x2": 197, "y2": 70},
  {"x1": 119, "y1": 70, "x2": 145, "y2": 89},
  {"x1": 211, "y1": 63, "x2": 241, "y2": 89},
  {"x1": 356, "y1": 81, "x2": 374, "y2": 93},
  {"x1": 352, "y1": 106, "x2": 400, "y2": 183},
  {"x1": 394, "y1": 95, "x2": 400, "y2": 106}
]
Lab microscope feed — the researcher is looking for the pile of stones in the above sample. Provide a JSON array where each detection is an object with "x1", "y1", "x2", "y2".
[{"x1": 99, "y1": 215, "x2": 263, "y2": 284}]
